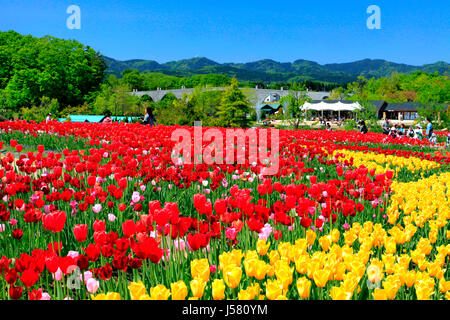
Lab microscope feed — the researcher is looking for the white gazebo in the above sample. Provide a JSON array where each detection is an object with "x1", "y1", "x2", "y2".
[{"x1": 302, "y1": 101, "x2": 361, "y2": 119}]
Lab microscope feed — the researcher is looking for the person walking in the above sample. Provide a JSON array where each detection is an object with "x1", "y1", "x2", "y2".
[
  {"x1": 359, "y1": 121, "x2": 368, "y2": 134},
  {"x1": 382, "y1": 118, "x2": 390, "y2": 135},
  {"x1": 143, "y1": 107, "x2": 156, "y2": 127},
  {"x1": 426, "y1": 118, "x2": 433, "y2": 141}
]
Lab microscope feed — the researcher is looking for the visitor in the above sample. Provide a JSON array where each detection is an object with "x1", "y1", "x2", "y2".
[
  {"x1": 382, "y1": 119, "x2": 390, "y2": 135},
  {"x1": 414, "y1": 124, "x2": 423, "y2": 140},
  {"x1": 359, "y1": 121, "x2": 368, "y2": 134},
  {"x1": 143, "y1": 107, "x2": 156, "y2": 127},
  {"x1": 426, "y1": 118, "x2": 433, "y2": 141},
  {"x1": 429, "y1": 132, "x2": 437, "y2": 144},
  {"x1": 46, "y1": 113, "x2": 52, "y2": 123},
  {"x1": 447, "y1": 132, "x2": 450, "y2": 149},
  {"x1": 326, "y1": 123, "x2": 332, "y2": 131},
  {"x1": 398, "y1": 124, "x2": 406, "y2": 137},
  {"x1": 389, "y1": 125, "x2": 398, "y2": 138},
  {"x1": 100, "y1": 111, "x2": 113, "y2": 124},
  {"x1": 407, "y1": 126, "x2": 415, "y2": 138}
]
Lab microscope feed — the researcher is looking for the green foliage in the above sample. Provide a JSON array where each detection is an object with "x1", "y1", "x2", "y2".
[
  {"x1": 279, "y1": 83, "x2": 312, "y2": 129},
  {"x1": 0, "y1": 30, "x2": 106, "y2": 111},
  {"x1": 20, "y1": 96, "x2": 60, "y2": 122},
  {"x1": 340, "y1": 72, "x2": 449, "y2": 104},
  {"x1": 216, "y1": 79, "x2": 252, "y2": 128}
]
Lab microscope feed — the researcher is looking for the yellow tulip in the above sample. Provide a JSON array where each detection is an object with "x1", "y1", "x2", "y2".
[
  {"x1": 149, "y1": 284, "x2": 171, "y2": 300},
  {"x1": 247, "y1": 283, "x2": 261, "y2": 298},
  {"x1": 331, "y1": 229, "x2": 340, "y2": 243},
  {"x1": 266, "y1": 264, "x2": 275, "y2": 277},
  {"x1": 330, "y1": 286, "x2": 352, "y2": 300},
  {"x1": 404, "y1": 270, "x2": 416, "y2": 288},
  {"x1": 238, "y1": 288, "x2": 254, "y2": 300},
  {"x1": 319, "y1": 236, "x2": 331, "y2": 252},
  {"x1": 313, "y1": 269, "x2": 330, "y2": 288},
  {"x1": 190, "y1": 278, "x2": 206, "y2": 299},
  {"x1": 306, "y1": 229, "x2": 317, "y2": 246},
  {"x1": 171, "y1": 280, "x2": 188, "y2": 300},
  {"x1": 415, "y1": 285, "x2": 434, "y2": 300},
  {"x1": 191, "y1": 258, "x2": 210, "y2": 283},
  {"x1": 295, "y1": 256, "x2": 309, "y2": 274},
  {"x1": 223, "y1": 266, "x2": 242, "y2": 289},
  {"x1": 91, "y1": 292, "x2": 121, "y2": 300},
  {"x1": 296, "y1": 277, "x2": 311, "y2": 299},
  {"x1": 268, "y1": 250, "x2": 280, "y2": 266},
  {"x1": 439, "y1": 279, "x2": 450, "y2": 294},
  {"x1": 275, "y1": 264, "x2": 294, "y2": 290},
  {"x1": 254, "y1": 260, "x2": 267, "y2": 280},
  {"x1": 373, "y1": 288, "x2": 387, "y2": 300},
  {"x1": 257, "y1": 239, "x2": 270, "y2": 256},
  {"x1": 128, "y1": 281, "x2": 147, "y2": 300},
  {"x1": 265, "y1": 279, "x2": 284, "y2": 300},
  {"x1": 212, "y1": 279, "x2": 226, "y2": 300}
]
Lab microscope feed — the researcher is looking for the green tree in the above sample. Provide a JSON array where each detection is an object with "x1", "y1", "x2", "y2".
[
  {"x1": 216, "y1": 79, "x2": 251, "y2": 128},
  {"x1": 279, "y1": 83, "x2": 312, "y2": 129}
]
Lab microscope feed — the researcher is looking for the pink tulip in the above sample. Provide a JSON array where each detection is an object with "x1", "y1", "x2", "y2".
[
  {"x1": 67, "y1": 251, "x2": 79, "y2": 259},
  {"x1": 174, "y1": 239, "x2": 186, "y2": 251},
  {"x1": 108, "y1": 214, "x2": 116, "y2": 222},
  {"x1": 40, "y1": 292, "x2": 51, "y2": 300},
  {"x1": 92, "y1": 204, "x2": 102, "y2": 214},
  {"x1": 52, "y1": 268, "x2": 63, "y2": 281},
  {"x1": 86, "y1": 278, "x2": 99, "y2": 294}
]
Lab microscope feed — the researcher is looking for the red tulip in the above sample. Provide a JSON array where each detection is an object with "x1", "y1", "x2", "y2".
[
  {"x1": 20, "y1": 269, "x2": 39, "y2": 288},
  {"x1": 73, "y1": 224, "x2": 88, "y2": 242},
  {"x1": 9, "y1": 285, "x2": 23, "y2": 300},
  {"x1": 12, "y1": 229, "x2": 24, "y2": 240},
  {"x1": 274, "y1": 230, "x2": 282, "y2": 240},
  {"x1": 122, "y1": 220, "x2": 137, "y2": 238},
  {"x1": 42, "y1": 211, "x2": 66, "y2": 233}
]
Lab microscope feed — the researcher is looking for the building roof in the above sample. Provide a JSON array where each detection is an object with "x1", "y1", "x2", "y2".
[
  {"x1": 260, "y1": 104, "x2": 282, "y2": 111},
  {"x1": 383, "y1": 102, "x2": 421, "y2": 112}
]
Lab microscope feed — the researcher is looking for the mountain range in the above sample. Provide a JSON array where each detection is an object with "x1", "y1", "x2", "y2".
[{"x1": 103, "y1": 56, "x2": 449, "y2": 84}]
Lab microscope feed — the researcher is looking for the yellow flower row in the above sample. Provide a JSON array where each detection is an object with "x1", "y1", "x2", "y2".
[{"x1": 331, "y1": 149, "x2": 440, "y2": 177}]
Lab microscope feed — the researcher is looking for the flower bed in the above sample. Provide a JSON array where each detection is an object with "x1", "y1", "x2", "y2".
[{"x1": 0, "y1": 122, "x2": 448, "y2": 300}]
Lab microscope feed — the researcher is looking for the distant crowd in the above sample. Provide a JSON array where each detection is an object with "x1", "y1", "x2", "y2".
[{"x1": 381, "y1": 118, "x2": 439, "y2": 143}]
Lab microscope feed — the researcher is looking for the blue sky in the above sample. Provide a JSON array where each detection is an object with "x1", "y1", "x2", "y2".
[{"x1": 0, "y1": 0, "x2": 448, "y2": 65}]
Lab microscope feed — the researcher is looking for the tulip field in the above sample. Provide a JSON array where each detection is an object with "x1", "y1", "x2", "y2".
[{"x1": 0, "y1": 120, "x2": 449, "y2": 301}]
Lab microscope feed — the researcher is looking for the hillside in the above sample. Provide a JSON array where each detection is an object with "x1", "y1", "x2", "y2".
[{"x1": 105, "y1": 56, "x2": 449, "y2": 84}]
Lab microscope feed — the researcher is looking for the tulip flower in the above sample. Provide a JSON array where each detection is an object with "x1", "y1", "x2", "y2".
[
  {"x1": 73, "y1": 224, "x2": 88, "y2": 242},
  {"x1": 212, "y1": 279, "x2": 226, "y2": 300},
  {"x1": 171, "y1": 281, "x2": 188, "y2": 300},
  {"x1": 190, "y1": 278, "x2": 206, "y2": 299},
  {"x1": 191, "y1": 259, "x2": 210, "y2": 283}
]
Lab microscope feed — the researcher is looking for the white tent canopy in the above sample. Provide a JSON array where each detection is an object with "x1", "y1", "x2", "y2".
[{"x1": 302, "y1": 101, "x2": 361, "y2": 112}]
